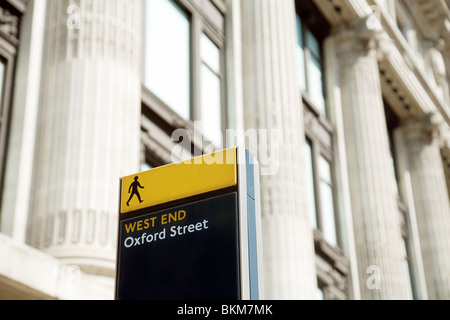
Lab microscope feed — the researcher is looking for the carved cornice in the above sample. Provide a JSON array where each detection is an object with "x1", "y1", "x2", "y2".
[
  {"x1": 408, "y1": 0, "x2": 450, "y2": 43},
  {"x1": 0, "y1": 4, "x2": 20, "y2": 42},
  {"x1": 312, "y1": 0, "x2": 373, "y2": 26},
  {"x1": 5, "y1": 0, "x2": 26, "y2": 14}
]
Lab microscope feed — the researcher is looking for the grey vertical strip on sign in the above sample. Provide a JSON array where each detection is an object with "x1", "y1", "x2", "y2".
[{"x1": 246, "y1": 150, "x2": 259, "y2": 300}]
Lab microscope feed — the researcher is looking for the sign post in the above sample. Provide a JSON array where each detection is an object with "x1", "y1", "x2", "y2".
[{"x1": 115, "y1": 147, "x2": 263, "y2": 300}]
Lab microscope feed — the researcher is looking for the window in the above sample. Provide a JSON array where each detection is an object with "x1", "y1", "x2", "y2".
[
  {"x1": 306, "y1": 30, "x2": 325, "y2": 113},
  {"x1": 297, "y1": 0, "x2": 336, "y2": 246},
  {"x1": 318, "y1": 156, "x2": 337, "y2": 246},
  {"x1": 296, "y1": 0, "x2": 348, "y2": 299},
  {"x1": 402, "y1": 236, "x2": 415, "y2": 300},
  {"x1": 144, "y1": 0, "x2": 226, "y2": 149},
  {"x1": 0, "y1": 60, "x2": 4, "y2": 110},
  {"x1": 140, "y1": 162, "x2": 153, "y2": 172},
  {"x1": 201, "y1": 34, "x2": 223, "y2": 148},
  {"x1": 145, "y1": 0, "x2": 191, "y2": 120},
  {"x1": 384, "y1": 100, "x2": 407, "y2": 198},
  {"x1": 305, "y1": 139, "x2": 318, "y2": 229},
  {"x1": 296, "y1": 13, "x2": 326, "y2": 116},
  {"x1": 304, "y1": 139, "x2": 338, "y2": 247},
  {"x1": 296, "y1": 16, "x2": 306, "y2": 92},
  {"x1": 316, "y1": 285, "x2": 324, "y2": 300}
]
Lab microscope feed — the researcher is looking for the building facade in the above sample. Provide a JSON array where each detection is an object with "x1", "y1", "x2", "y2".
[{"x1": 0, "y1": 0, "x2": 449, "y2": 300}]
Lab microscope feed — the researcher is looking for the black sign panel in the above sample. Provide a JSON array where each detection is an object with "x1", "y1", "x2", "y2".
[{"x1": 116, "y1": 192, "x2": 240, "y2": 300}]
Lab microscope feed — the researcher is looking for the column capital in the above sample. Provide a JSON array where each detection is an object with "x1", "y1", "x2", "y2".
[
  {"x1": 332, "y1": 14, "x2": 386, "y2": 56},
  {"x1": 401, "y1": 112, "x2": 443, "y2": 146},
  {"x1": 333, "y1": 19, "x2": 399, "y2": 68}
]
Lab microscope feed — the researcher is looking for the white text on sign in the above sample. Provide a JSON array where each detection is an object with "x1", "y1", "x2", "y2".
[{"x1": 122, "y1": 210, "x2": 210, "y2": 249}]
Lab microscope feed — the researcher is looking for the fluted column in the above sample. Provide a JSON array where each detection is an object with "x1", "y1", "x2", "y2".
[
  {"x1": 401, "y1": 114, "x2": 450, "y2": 300},
  {"x1": 29, "y1": 0, "x2": 142, "y2": 276},
  {"x1": 240, "y1": 0, "x2": 316, "y2": 299},
  {"x1": 334, "y1": 25, "x2": 410, "y2": 299}
]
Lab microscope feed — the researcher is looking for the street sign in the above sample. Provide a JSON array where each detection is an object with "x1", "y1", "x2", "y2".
[{"x1": 115, "y1": 147, "x2": 263, "y2": 300}]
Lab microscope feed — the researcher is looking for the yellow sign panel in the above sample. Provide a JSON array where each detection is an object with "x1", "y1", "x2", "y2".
[{"x1": 120, "y1": 148, "x2": 237, "y2": 214}]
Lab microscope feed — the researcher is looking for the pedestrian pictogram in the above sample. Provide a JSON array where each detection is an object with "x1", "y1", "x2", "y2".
[{"x1": 126, "y1": 176, "x2": 144, "y2": 207}]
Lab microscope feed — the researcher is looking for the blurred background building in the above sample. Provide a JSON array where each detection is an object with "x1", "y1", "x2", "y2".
[{"x1": 0, "y1": 0, "x2": 450, "y2": 300}]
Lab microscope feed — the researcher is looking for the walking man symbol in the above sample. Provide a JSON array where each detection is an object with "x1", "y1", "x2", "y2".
[{"x1": 126, "y1": 176, "x2": 144, "y2": 206}]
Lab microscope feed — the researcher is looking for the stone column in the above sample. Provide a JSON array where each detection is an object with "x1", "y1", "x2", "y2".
[
  {"x1": 401, "y1": 114, "x2": 450, "y2": 300},
  {"x1": 334, "y1": 24, "x2": 410, "y2": 299},
  {"x1": 240, "y1": 0, "x2": 316, "y2": 299},
  {"x1": 29, "y1": 0, "x2": 142, "y2": 276}
]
